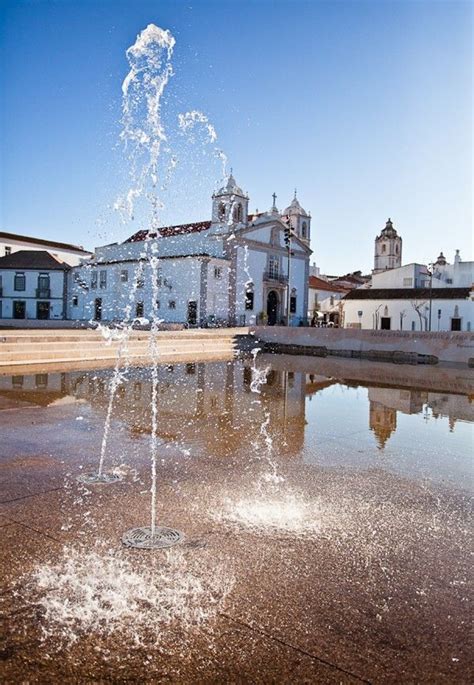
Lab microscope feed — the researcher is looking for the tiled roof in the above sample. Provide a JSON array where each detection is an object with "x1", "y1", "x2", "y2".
[
  {"x1": 344, "y1": 287, "x2": 471, "y2": 300},
  {"x1": 308, "y1": 275, "x2": 349, "y2": 292},
  {"x1": 0, "y1": 250, "x2": 71, "y2": 270},
  {"x1": 126, "y1": 221, "x2": 212, "y2": 242},
  {"x1": 0, "y1": 231, "x2": 90, "y2": 253}
]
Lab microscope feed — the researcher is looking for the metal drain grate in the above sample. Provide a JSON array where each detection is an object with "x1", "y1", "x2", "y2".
[
  {"x1": 122, "y1": 526, "x2": 184, "y2": 549},
  {"x1": 77, "y1": 472, "x2": 122, "y2": 485}
]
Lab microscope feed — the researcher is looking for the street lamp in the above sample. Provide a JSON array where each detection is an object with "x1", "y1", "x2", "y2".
[
  {"x1": 427, "y1": 262, "x2": 434, "y2": 332},
  {"x1": 284, "y1": 225, "x2": 292, "y2": 326}
]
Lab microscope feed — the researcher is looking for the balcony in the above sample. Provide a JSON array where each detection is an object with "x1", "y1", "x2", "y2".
[
  {"x1": 36, "y1": 288, "x2": 51, "y2": 298},
  {"x1": 263, "y1": 271, "x2": 288, "y2": 285}
]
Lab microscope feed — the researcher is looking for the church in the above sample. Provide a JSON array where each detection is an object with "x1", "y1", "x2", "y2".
[{"x1": 68, "y1": 174, "x2": 312, "y2": 326}]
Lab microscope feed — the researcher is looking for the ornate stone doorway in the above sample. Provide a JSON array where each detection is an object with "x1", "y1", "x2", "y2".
[{"x1": 267, "y1": 290, "x2": 279, "y2": 326}]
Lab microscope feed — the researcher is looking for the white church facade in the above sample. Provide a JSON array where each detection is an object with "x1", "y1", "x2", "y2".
[{"x1": 68, "y1": 175, "x2": 312, "y2": 327}]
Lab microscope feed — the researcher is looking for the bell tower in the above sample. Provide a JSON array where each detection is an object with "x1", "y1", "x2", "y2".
[
  {"x1": 281, "y1": 190, "x2": 311, "y2": 245},
  {"x1": 373, "y1": 218, "x2": 402, "y2": 274},
  {"x1": 211, "y1": 172, "x2": 249, "y2": 227}
]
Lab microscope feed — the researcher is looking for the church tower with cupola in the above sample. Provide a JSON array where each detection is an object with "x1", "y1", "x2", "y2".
[
  {"x1": 281, "y1": 191, "x2": 311, "y2": 245},
  {"x1": 373, "y1": 218, "x2": 402, "y2": 274},
  {"x1": 211, "y1": 172, "x2": 249, "y2": 227}
]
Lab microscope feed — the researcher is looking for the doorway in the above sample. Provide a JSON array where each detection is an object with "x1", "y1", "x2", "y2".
[
  {"x1": 13, "y1": 301, "x2": 26, "y2": 319},
  {"x1": 267, "y1": 290, "x2": 278, "y2": 326},
  {"x1": 94, "y1": 298, "x2": 102, "y2": 321},
  {"x1": 380, "y1": 317, "x2": 391, "y2": 330},
  {"x1": 36, "y1": 301, "x2": 50, "y2": 320},
  {"x1": 451, "y1": 318, "x2": 461, "y2": 331},
  {"x1": 187, "y1": 300, "x2": 197, "y2": 326}
]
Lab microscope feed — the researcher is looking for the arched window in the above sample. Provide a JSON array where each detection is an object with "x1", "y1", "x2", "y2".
[
  {"x1": 233, "y1": 203, "x2": 243, "y2": 222},
  {"x1": 454, "y1": 305, "x2": 459, "y2": 317},
  {"x1": 245, "y1": 283, "x2": 254, "y2": 311},
  {"x1": 290, "y1": 288, "x2": 297, "y2": 314},
  {"x1": 302, "y1": 221, "x2": 307, "y2": 239},
  {"x1": 395, "y1": 244, "x2": 399, "y2": 254},
  {"x1": 218, "y1": 202, "x2": 226, "y2": 220},
  {"x1": 381, "y1": 244, "x2": 386, "y2": 253},
  {"x1": 384, "y1": 306, "x2": 389, "y2": 317}
]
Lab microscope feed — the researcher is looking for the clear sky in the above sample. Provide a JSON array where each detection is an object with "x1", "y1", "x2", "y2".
[{"x1": 1, "y1": 0, "x2": 472, "y2": 274}]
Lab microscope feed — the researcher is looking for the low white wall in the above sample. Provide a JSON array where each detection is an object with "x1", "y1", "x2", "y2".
[{"x1": 250, "y1": 326, "x2": 474, "y2": 365}]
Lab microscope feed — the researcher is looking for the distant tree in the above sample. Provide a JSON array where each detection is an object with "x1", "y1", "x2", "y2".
[{"x1": 411, "y1": 300, "x2": 428, "y2": 330}]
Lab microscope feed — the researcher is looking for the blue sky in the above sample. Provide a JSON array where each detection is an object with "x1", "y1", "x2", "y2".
[{"x1": 1, "y1": 0, "x2": 472, "y2": 274}]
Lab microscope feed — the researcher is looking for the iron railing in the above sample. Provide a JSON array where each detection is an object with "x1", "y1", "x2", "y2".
[{"x1": 263, "y1": 271, "x2": 288, "y2": 285}]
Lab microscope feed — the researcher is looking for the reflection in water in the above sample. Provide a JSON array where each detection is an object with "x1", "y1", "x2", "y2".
[{"x1": 0, "y1": 358, "x2": 472, "y2": 471}]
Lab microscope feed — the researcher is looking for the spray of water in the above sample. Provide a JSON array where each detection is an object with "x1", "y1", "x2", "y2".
[
  {"x1": 148, "y1": 246, "x2": 162, "y2": 535},
  {"x1": 116, "y1": 24, "x2": 175, "y2": 225},
  {"x1": 24, "y1": 546, "x2": 234, "y2": 648},
  {"x1": 178, "y1": 110, "x2": 228, "y2": 182},
  {"x1": 96, "y1": 261, "x2": 146, "y2": 478}
]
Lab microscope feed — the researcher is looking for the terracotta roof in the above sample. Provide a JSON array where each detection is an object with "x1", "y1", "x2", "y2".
[
  {"x1": 308, "y1": 275, "x2": 349, "y2": 292},
  {"x1": 126, "y1": 221, "x2": 212, "y2": 242},
  {"x1": 0, "y1": 231, "x2": 90, "y2": 253},
  {"x1": 0, "y1": 250, "x2": 71, "y2": 270},
  {"x1": 332, "y1": 274, "x2": 368, "y2": 285},
  {"x1": 344, "y1": 287, "x2": 471, "y2": 300}
]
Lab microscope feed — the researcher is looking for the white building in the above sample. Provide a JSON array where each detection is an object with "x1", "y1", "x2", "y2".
[
  {"x1": 342, "y1": 231, "x2": 474, "y2": 331},
  {"x1": 0, "y1": 231, "x2": 91, "y2": 266},
  {"x1": 68, "y1": 175, "x2": 312, "y2": 326},
  {"x1": 307, "y1": 275, "x2": 348, "y2": 325},
  {"x1": 0, "y1": 250, "x2": 70, "y2": 320}
]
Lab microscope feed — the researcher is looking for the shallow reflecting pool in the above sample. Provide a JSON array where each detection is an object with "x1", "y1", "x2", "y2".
[{"x1": 0, "y1": 355, "x2": 472, "y2": 683}]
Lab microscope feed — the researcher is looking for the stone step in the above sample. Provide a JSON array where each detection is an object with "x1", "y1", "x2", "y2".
[
  {"x1": 0, "y1": 346, "x2": 237, "y2": 367},
  {"x1": 0, "y1": 327, "x2": 248, "y2": 344},
  {"x1": 0, "y1": 345, "x2": 235, "y2": 364},
  {"x1": 0, "y1": 338, "x2": 239, "y2": 356}
]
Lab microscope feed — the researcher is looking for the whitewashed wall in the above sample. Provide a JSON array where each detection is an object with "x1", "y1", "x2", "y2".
[
  {"x1": 342, "y1": 296, "x2": 473, "y2": 331},
  {"x1": 0, "y1": 238, "x2": 90, "y2": 265},
  {"x1": 0, "y1": 269, "x2": 65, "y2": 319}
]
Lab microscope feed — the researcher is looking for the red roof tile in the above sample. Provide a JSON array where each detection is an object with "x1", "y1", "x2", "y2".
[
  {"x1": 308, "y1": 275, "x2": 349, "y2": 292},
  {"x1": 126, "y1": 221, "x2": 212, "y2": 242}
]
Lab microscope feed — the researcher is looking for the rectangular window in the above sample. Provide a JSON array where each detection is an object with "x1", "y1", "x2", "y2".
[
  {"x1": 214, "y1": 266, "x2": 222, "y2": 279},
  {"x1": 5, "y1": 246, "x2": 11, "y2": 256},
  {"x1": 135, "y1": 302, "x2": 144, "y2": 317},
  {"x1": 14, "y1": 272, "x2": 25, "y2": 291},
  {"x1": 99, "y1": 270, "x2": 107, "y2": 289},
  {"x1": 136, "y1": 277, "x2": 145, "y2": 289},
  {"x1": 74, "y1": 272, "x2": 81, "y2": 282},
  {"x1": 156, "y1": 300, "x2": 160, "y2": 309},
  {"x1": 35, "y1": 374, "x2": 48, "y2": 389},
  {"x1": 245, "y1": 290, "x2": 254, "y2": 310},
  {"x1": 38, "y1": 273, "x2": 50, "y2": 290},
  {"x1": 120, "y1": 269, "x2": 128, "y2": 283},
  {"x1": 446, "y1": 278, "x2": 453, "y2": 284},
  {"x1": 72, "y1": 296, "x2": 78, "y2": 306},
  {"x1": 268, "y1": 257, "x2": 279, "y2": 278},
  {"x1": 168, "y1": 300, "x2": 176, "y2": 309},
  {"x1": 290, "y1": 296, "x2": 297, "y2": 313},
  {"x1": 411, "y1": 321, "x2": 416, "y2": 331},
  {"x1": 403, "y1": 278, "x2": 413, "y2": 286},
  {"x1": 91, "y1": 271, "x2": 98, "y2": 289}
]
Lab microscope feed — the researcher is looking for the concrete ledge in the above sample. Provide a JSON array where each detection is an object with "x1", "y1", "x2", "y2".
[{"x1": 250, "y1": 326, "x2": 474, "y2": 366}]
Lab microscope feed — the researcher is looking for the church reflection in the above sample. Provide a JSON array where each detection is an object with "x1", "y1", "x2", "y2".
[
  {"x1": 368, "y1": 387, "x2": 474, "y2": 449},
  {"x1": 0, "y1": 360, "x2": 472, "y2": 456}
]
